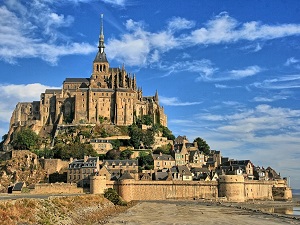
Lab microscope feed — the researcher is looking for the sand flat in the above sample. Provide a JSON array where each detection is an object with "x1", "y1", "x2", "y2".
[{"x1": 105, "y1": 201, "x2": 300, "y2": 225}]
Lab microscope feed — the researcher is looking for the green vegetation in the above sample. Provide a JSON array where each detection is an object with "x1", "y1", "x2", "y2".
[
  {"x1": 12, "y1": 128, "x2": 40, "y2": 150},
  {"x1": 55, "y1": 142, "x2": 97, "y2": 160},
  {"x1": 104, "y1": 188, "x2": 127, "y2": 206},
  {"x1": 194, "y1": 137, "x2": 210, "y2": 155},
  {"x1": 138, "y1": 151, "x2": 154, "y2": 170},
  {"x1": 153, "y1": 124, "x2": 175, "y2": 140},
  {"x1": 128, "y1": 124, "x2": 154, "y2": 149},
  {"x1": 32, "y1": 148, "x2": 56, "y2": 159},
  {"x1": 153, "y1": 143, "x2": 173, "y2": 155},
  {"x1": 120, "y1": 149, "x2": 133, "y2": 159},
  {"x1": 105, "y1": 149, "x2": 121, "y2": 160}
]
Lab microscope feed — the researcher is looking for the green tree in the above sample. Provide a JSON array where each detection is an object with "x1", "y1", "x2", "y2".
[
  {"x1": 110, "y1": 139, "x2": 121, "y2": 150},
  {"x1": 138, "y1": 151, "x2": 154, "y2": 170},
  {"x1": 142, "y1": 129, "x2": 154, "y2": 148},
  {"x1": 105, "y1": 149, "x2": 121, "y2": 160},
  {"x1": 128, "y1": 124, "x2": 142, "y2": 149},
  {"x1": 120, "y1": 149, "x2": 133, "y2": 159},
  {"x1": 56, "y1": 142, "x2": 97, "y2": 159},
  {"x1": 12, "y1": 128, "x2": 40, "y2": 150},
  {"x1": 194, "y1": 137, "x2": 210, "y2": 155},
  {"x1": 141, "y1": 115, "x2": 153, "y2": 126},
  {"x1": 153, "y1": 143, "x2": 172, "y2": 155}
]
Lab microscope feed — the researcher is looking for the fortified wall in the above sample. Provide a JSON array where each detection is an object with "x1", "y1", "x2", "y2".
[
  {"x1": 90, "y1": 174, "x2": 292, "y2": 202},
  {"x1": 32, "y1": 183, "x2": 83, "y2": 194}
]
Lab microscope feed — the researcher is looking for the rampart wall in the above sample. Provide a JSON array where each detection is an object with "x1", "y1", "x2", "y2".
[
  {"x1": 104, "y1": 180, "x2": 218, "y2": 202},
  {"x1": 91, "y1": 175, "x2": 292, "y2": 202},
  {"x1": 244, "y1": 180, "x2": 273, "y2": 200},
  {"x1": 32, "y1": 183, "x2": 83, "y2": 194}
]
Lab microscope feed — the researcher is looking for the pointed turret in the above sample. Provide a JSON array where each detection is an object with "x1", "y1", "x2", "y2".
[{"x1": 155, "y1": 90, "x2": 159, "y2": 103}]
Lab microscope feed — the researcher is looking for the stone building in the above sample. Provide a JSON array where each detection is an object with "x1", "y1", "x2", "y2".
[{"x1": 5, "y1": 15, "x2": 167, "y2": 148}]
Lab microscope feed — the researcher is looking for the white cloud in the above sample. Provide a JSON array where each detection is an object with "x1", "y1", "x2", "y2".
[
  {"x1": 101, "y1": 0, "x2": 127, "y2": 7},
  {"x1": 252, "y1": 74, "x2": 300, "y2": 89},
  {"x1": 0, "y1": 2, "x2": 95, "y2": 64},
  {"x1": 103, "y1": 12, "x2": 300, "y2": 67},
  {"x1": 158, "y1": 59, "x2": 217, "y2": 79},
  {"x1": 0, "y1": 83, "x2": 61, "y2": 123},
  {"x1": 167, "y1": 17, "x2": 195, "y2": 32},
  {"x1": 284, "y1": 57, "x2": 299, "y2": 66},
  {"x1": 160, "y1": 96, "x2": 202, "y2": 106},
  {"x1": 173, "y1": 104, "x2": 300, "y2": 187},
  {"x1": 187, "y1": 12, "x2": 300, "y2": 45},
  {"x1": 228, "y1": 65, "x2": 262, "y2": 78}
]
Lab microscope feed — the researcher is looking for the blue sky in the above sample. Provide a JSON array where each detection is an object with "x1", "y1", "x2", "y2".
[{"x1": 1, "y1": 0, "x2": 300, "y2": 188}]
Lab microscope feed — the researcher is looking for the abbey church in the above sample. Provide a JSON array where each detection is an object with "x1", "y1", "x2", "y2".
[{"x1": 6, "y1": 15, "x2": 167, "y2": 143}]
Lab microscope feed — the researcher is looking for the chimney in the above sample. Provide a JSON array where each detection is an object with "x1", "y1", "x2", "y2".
[{"x1": 84, "y1": 155, "x2": 88, "y2": 162}]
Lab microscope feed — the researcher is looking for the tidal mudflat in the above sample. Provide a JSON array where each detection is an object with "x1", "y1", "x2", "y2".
[{"x1": 104, "y1": 200, "x2": 300, "y2": 225}]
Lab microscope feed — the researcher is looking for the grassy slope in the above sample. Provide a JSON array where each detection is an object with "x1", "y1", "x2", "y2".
[{"x1": 0, "y1": 194, "x2": 133, "y2": 225}]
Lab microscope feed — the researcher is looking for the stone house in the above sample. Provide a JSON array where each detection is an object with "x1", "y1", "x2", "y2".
[
  {"x1": 67, "y1": 156, "x2": 100, "y2": 187},
  {"x1": 189, "y1": 150, "x2": 205, "y2": 168},
  {"x1": 152, "y1": 153, "x2": 175, "y2": 170},
  {"x1": 102, "y1": 159, "x2": 138, "y2": 180},
  {"x1": 219, "y1": 160, "x2": 254, "y2": 179},
  {"x1": 170, "y1": 165, "x2": 193, "y2": 181}
]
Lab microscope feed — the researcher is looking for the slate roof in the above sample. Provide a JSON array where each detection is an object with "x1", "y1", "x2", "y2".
[
  {"x1": 152, "y1": 153, "x2": 174, "y2": 161},
  {"x1": 13, "y1": 182, "x2": 24, "y2": 191},
  {"x1": 103, "y1": 159, "x2": 138, "y2": 166},
  {"x1": 64, "y1": 78, "x2": 90, "y2": 83},
  {"x1": 118, "y1": 171, "x2": 134, "y2": 180},
  {"x1": 45, "y1": 89, "x2": 62, "y2": 94},
  {"x1": 178, "y1": 165, "x2": 192, "y2": 176},
  {"x1": 94, "y1": 51, "x2": 108, "y2": 63},
  {"x1": 155, "y1": 172, "x2": 169, "y2": 180},
  {"x1": 69, "y1": 157, "x2": 98, "y2": 169}
]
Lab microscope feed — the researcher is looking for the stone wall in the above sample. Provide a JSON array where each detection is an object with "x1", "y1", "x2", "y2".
[
  {"x1": 32, "y1": 183, "x2": 83, "y2": 194},
  {"x1": 90, "y1": 175, "x2": 292, "y2": 202},
  {"x1": 102, "y1": 180, "x2": 218, "y2": 202},
  {"x1": 244, "y1": 180, "x2": 273, "y2": 200}
]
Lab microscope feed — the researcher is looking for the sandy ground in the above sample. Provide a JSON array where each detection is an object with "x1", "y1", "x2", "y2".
[{"x1": 104, "y1": 200, "x2": 300, "y2": 225}]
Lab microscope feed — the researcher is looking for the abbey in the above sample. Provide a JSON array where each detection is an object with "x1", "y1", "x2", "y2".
[{"x1": 7, "y1": 15, "x2": 167, "y2": 142}]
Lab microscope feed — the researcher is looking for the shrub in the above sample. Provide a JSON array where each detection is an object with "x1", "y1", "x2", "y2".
[{"x1": 104, "y1": 188, "x2": 127, "y2": 206}]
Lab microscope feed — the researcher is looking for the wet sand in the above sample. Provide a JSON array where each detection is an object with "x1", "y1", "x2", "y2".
[{"x1": 104, "y1": 200, "x2": 300, "y2": 225}]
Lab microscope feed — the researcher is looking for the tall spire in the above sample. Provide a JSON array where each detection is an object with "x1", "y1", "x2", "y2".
[
  {"x1": 94, "y1": 14, "x2": 108, "y2": 63},
  {"x1": 99, "y1": 14, "x2": 105, "y2": 54}
]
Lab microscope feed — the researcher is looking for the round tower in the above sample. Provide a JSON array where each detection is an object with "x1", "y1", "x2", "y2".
[
  {"x1": 90, "y1": 175, "x2": 106, "y2": 194},
  {"x1": 118, "y1": 179, "x2": 135, "y2": 202},
  {"x1": 218, "y1": 175, "x2": 245, "y2": 202}
]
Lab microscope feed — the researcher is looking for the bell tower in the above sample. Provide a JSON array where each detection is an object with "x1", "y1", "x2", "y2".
[{"x1": 91, "y1": 14, "x2": 110, "y2": 88}]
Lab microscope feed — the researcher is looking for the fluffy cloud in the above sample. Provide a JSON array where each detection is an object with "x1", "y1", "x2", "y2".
[
  {"x1": 107, "y1": 12, "x2": 300, "y2": 67},
  {"x1": 169, "y1": 104, "x2": 300, "y2": 187},
  {"x1": 0, "y1": 2, "x2": 94, "y2": 64},
  {"x1": 187, "y1": 12, "x2": 300, "y2": 45}
]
